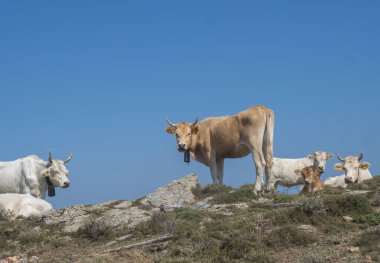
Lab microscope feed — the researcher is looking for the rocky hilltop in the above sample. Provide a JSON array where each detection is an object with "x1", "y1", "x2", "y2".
[{"x1": 1, "y1": 174, "x2": 379, "y2": 263}]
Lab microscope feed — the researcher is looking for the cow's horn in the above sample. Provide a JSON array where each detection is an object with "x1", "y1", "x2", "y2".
[
  {"x1": 192, "y1": 118, "x2": 198, "y2": 126},
  {"x1": 48, "y1": 151, "x2": 53, "y2": 164},
  {"x1": 165, "y1": 117, "x2": 176, "y2": 128},
  {"x1": 64, "y1": 153, "x2": 72, "y2": 164},
  {"x1": 337, "y1": 153, "x2": 345, "y2": 162},
  {"x1": 358, "y1": 151, "x2": 363, "y2": 161}
]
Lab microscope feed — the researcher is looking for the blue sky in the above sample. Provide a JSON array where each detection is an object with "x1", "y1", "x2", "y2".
[{"x1": 1, "y1": 1, "x2": 379, "y2": 208}]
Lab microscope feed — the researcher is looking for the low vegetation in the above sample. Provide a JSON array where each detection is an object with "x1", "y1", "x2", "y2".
[{"x1": 0, "y1": 176, "x2": 379, "y2": 262}]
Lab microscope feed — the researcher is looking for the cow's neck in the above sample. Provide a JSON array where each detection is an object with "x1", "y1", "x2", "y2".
[
  {"x1": 35, "y1": 161, "x2": 50, "y2": 198},
  {"x1": 358, "y1": 169, "x2": 372, "y2": 183}
]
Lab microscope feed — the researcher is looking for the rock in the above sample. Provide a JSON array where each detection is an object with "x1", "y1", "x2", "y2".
[
  {"x1": 140, "y1": 174, "x2": 199, "y2": 210},
  {"x1": 343, "y1": 216, "x2": 353, "y2": 222},
  {"x1": 28, "y1": 256, "x2": 39, "y2": 263},
  {"x1": 298, "y1": 224, "x2": 318, "y2": 234},
  {"x1": 42, "y1": 174, "x2": 199, "y2": 232},
  {"x1": 346, "y1": 190, "x2": 371, "y2": 195},
  {"x1": 0, "y1": 256, "x2": 25, "y2": 263},
  {"x1": 349, "y1": 246, "x2": 360, "y2": 253},
  {"x1": 42, "y1": 201, "x2": 151, "y2": 233}
]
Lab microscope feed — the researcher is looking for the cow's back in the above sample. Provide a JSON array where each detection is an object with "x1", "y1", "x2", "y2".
[
  {"x1": 0, "y1": 159, "x2": 25, "y2": 194},
  {"x1": 271, "y1": 157, "x2": 313, "y2": 187},
  {"x1": 236, "y1": 105, "x2": 270, "y2": 138}
]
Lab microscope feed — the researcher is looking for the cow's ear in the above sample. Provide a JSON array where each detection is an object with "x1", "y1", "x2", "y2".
[
  {"x1": 294, "y1": 169, "x2": 302, "y2": 175},
  {"x1": 327, "y1": 153, "x2": 334, "y2": 160},
  {"x1": 166, "y1": 126, "x2": 176, "y2": 135},
  {"x1": 359, "y1": 162, "x2": 371, "y2": 170},
  {"x1": 191, "y1": 125, "x2": 199, "y2": 135},
  {"x1": 40, "y1": 168, "x2": 50, "y2": 177},
  {"x1": 308, "y1": 155, "x2": 315, "y2": 160},
  {"x1": 334, "y1": 163, "x2": 344, "y2": 171}
]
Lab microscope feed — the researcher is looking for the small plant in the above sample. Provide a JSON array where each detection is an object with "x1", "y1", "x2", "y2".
[
  {"x1": 355, "y1": 228, "x2": 380, "y2": 257},
  {"x1": 0, "y1": 205, "x2": 15, "y2": 221},
  {"x1": 192, "y1": 184, "x2": 232, "y2": 200},
  {"x1": 323, "y1": 194, "x2": 372, "y2": 216},
  {"x1": 353, "y1": 213, "x2": 380, "y2": 226},
  {"x1": 76, "y1": 217, "x2": 112, "y2": 241},
  {"x1": 266, "y1": 224, "x2": 318, "y2": 247}
]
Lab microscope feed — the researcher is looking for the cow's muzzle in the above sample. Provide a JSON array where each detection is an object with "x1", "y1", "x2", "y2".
[{"x1": 178, "y1": 144, "x2": 187, "y2": 152}]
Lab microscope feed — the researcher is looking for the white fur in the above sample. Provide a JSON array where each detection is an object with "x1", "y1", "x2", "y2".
[
  {"x1": 270, "y1": 151, "x2": 333, "y2": 188},
  {"x1": 0, "y1": 193, "x2": 52, "y2": 218},
  {"x1": 0, "y1": 155, "x2": 70, "y2": 199}
]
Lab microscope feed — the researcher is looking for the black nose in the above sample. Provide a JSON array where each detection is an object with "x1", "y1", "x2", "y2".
[
  {"x1": 64, "y1": 181, "x2": 70, "y2": 187},
  {"x1": 178, "y1": 143, "x2": 185, "y2": 149}
]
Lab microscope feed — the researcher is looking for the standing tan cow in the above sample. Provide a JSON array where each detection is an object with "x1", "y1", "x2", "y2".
[{"x1": 165, "y1": 105, "x2": 275, "y2": 193}]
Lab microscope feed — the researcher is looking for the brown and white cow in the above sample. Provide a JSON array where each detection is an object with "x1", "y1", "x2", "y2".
[
  {"x1": 295, "y1": 166, "x2": 324, "y2": 194},
  {"x1": 165, "y1": 105, "x2": 275, "y2": 193}
]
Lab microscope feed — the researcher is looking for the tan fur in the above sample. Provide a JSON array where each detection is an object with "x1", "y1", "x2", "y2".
[
  {"x1": 166, "y1": 105, "x2": 275, "y2": 192},
  {"x1": 296, "y1": 167, "x2": 324, "y2": 194}
]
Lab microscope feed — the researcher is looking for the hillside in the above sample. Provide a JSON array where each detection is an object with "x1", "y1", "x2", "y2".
[{"x1": 1, "y1": 174, "x2": 379, "y2": 263}]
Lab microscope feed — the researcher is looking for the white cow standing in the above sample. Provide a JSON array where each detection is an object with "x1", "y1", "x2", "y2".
[
  {"x1": 324, "y1": 152, "x2": 372, "y2": 188},
  {"x1": 269, "y1": 151, "x2": 333, "y2": 189},
  {"x1": 0, "y1": 152, "x2": 72, "y2": 199},
  {"x1": 0, "y1": 193, "x2": 52, "y2": 219}
]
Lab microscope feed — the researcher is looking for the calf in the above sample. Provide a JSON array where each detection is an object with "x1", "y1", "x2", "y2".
[
  {"x1": 270, "y1": 151, "x2": 333, "y2": 189},
  {"x1": 0, "y1": 193, "x2": 52, "y2": 219},
  {"x1": 295, "y1": 167, "x2": 324, "y2": 194}
]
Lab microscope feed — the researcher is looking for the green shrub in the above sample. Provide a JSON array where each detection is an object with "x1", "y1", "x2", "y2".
[
  {"x1": 76, "y1": 218, "x2": 112, "y2": 240},
  {"x1": 192, "y1": 184, "x2": 233, "y2": 200},
  {"x1": 212, "y1": 185, "x2": 258, "y2": 204},
  {"x1": 353, "y1": 213, "x2": 380, "y2": 226},
  {"x1": 355, "y1": 228, "x2": 380, "y2": 256},
  {"x1": 323, "y1": 194, "x2": 372, "y2": 216},
  {"x1": 266, "y1": 224, "x2": 318, "y2": 247}
]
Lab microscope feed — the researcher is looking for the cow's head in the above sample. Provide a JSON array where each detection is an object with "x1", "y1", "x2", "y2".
[
  {"x1": 165, "y1": 118, "x2": 199, "y2": 152},
  {"x1": 295, "y1": 167, "x2": 324, "y2": 194},
  {"x1": 307, "y1": 151, "x2": 334, "y2": 171},
  {"x1": 334, "y1": 152, "x2": 370, "y2": 183},
  {"x1": 40, "y1": 152, "x2": 72, "y2": 188}
]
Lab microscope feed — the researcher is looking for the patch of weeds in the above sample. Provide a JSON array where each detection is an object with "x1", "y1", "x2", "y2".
[
  {"x1": 266, "y1": 224, "x2": 317, "y2": 247},
  {"x1": 271, "y1": 193, "x2": 300, "y2": 204},
  {"x1": 353, "y1": 213, "x2": 380, "y2": 226},
  {"x1": 131, "y1": 196, "x2": 144, "y2": 207},
  {"x1": 76, "y1": 217, "x2": 112, "y2": 241},
  {"x1": 355, "y1": 228, "x2": 380, "y2": 257},
  {"x1": 192, "y1": 184, "x2": 232, "y2": 200},
  {"x1": 212, "y1": 185, "x2": 258, "y2": 204},
  {"x1": 19, "y1": 230, "x2": 45, "y2": 246},
  {"x1": 323, "y1": 194, "x2": 373, "y2": 216},
  {"x1": 134, "y1": 212, "x2": 176, "y2": 237},
  {"x1": 326, "y1": 236, "x2": 341, "y2": 245},
  {"x1": 84, "y1": 207, "x2": 106, "y2": 216},
  {"x1": 0, "y1": 205, "x2": 14, "y2": 221},
  {"x1": 348, "y1": 175, "x2": 380, "y2": 191}
]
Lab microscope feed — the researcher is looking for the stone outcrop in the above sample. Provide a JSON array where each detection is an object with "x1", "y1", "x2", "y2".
[{"x1": 42, "y1": 174, "x2": 199, "y2": 232}]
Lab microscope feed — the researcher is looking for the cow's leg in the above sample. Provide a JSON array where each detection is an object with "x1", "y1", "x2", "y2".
[
  {"x1": 216, "y1": 158, "x2": 224, "y2": 185},
  {"x1": 209, "y1": 153, "x2": 219, "y2": 185},
  {"x1": 251, "y1": 149, "x2": 266, "y2": 194}
]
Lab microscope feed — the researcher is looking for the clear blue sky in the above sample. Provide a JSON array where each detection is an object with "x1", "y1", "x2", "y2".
[{"x1": 1, "y1": 1, "x2": 379, "y2": 208}]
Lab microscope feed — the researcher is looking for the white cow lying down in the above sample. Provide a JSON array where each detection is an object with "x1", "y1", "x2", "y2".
[
  {"x1": 269, "y1": 151, "x2": 333, "y2": 189},
  {"x1": 0, "y1": 193, "x2": 52, "y2": 219},
  {"x1": 324, "y1": 153, "x2": 372, "y2": 188}
]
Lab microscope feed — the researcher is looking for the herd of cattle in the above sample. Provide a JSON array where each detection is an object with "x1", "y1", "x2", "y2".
[
  {"x1": 0, "y1": 105, "x2": 374, "y2": 220},
  {"x1": 165, "y1": 105, "x2": 373, "y2": 192}
]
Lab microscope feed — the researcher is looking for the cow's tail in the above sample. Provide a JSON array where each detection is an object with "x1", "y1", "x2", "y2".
[{"x1": 263, "y1": 107, "x2": 275, "y2": 191}]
